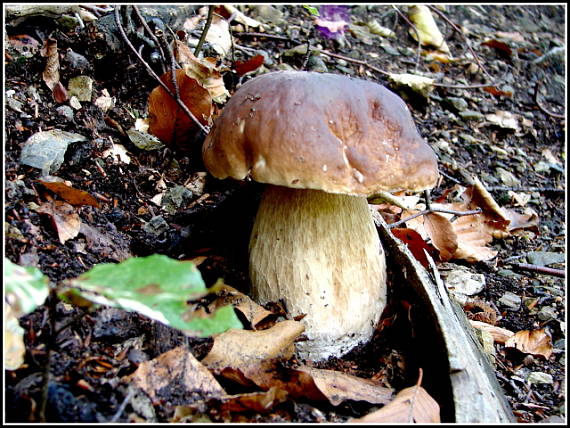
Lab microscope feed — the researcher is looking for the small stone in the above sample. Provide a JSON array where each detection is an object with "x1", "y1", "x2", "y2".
[
  {"x1": 143, "y1": 215, "x2": 169, "y2": 236},
  {"x1": 445, "y1": 97, "x2": 469, "y2": 112},
  {"x1": 161, "y1": 186, "x2": 193, "y2": 215},
  {"x1": 459, "y1": 110, "x2": 484, "y2": 120},
  {"x1": 56, "y1": 105, "x2": 74, "y2": 121},
  {"x1": 527, "y1": 372, "x2": 553, "y2": 385},
  {"x1": 307, "y1": 55, "x2": 328, "y2": 73},
  {"x1": 537, "y1": 306, "x2": 557, "y2": 321},
  {"x1": 68, "y1": 76, "x2": 94, "y2": 102},
  {"x1": 498, "y1": 291, "x2": 521, "y2": 310},
  {"x1": 526, "y1": 251, "x2": 566, "y2": 267}
]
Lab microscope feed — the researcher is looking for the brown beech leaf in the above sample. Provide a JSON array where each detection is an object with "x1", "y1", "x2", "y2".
[
  {"x1": 123, "y1": 346, "x2": 226, "y2": 404},
  {"x1": 483, "y1": 86, "x2": 513, "y2": 98},
  {"x1": 201, "y1": 320, "x2": 305, "y2": 370},
  {"x1": 390, "y1": 227, "x2": 439, "y2": 267},
  {"x1": 147, "y1": 68, "x2": 213, "y2": 150},
  {"x1": 216, "y1": 387, "x2": 289, "y2": 414},
  {"x1": 40, "y1": 37, "x2": 60, "y2": 90},
  {"x1": 8, "y1": 34, "x2": 41, "y2": 54},
  {"x1": 504, "y1": 328, "x2": 553, "y2": 359},
  {"x1": 208, "y1": 284, "x2": 276, "y2": 328},
  {"x1": 173, "y1": 40, "x2": 229, "y2": 103},
  {"x1": 422, "y1": 212, "x2": 458, "y2": 261},
  {"x1": 352, "y1": 383, "x2": 440, "y2": 423},
  {"x1": 36, "y1": 200, "x2": 80, "y2": 244},
  {"x1": 235, "y1": 54, "x2": 265, "y2": 76},
  {"x1": 481, "y1": 39, "x2": 513, "y2": 58},
  {"x1": 469, "y1": 320, "x2": 514, "y2": 344},
  {"x1": 463, "y1": 178, "x2": 511, "y2": 238},
  {"x1": 38, "y1": 179, "x2": 100, "y2": 207},
  {"x1": 52, "y1": 81, "x2": 69, "y2": 103},
  {"x1": 503, "y1": 207, "x2": 539, "y2": 233},
  {"x1": 294, "y1": 366, "x2": 393, "y2": 406}
]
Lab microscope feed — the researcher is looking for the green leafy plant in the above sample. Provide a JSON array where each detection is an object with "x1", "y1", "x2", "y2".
[{"x1": 60, "y1": 254, "x2": 242, "y2": 336}]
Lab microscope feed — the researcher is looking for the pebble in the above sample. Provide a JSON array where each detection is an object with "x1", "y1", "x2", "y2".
[
  {"x1": 498, "y1": 291, "x2": 521, "y2": 310},
  {"x1": 459, "y1": 110, "x2": 484, "y2": 120},
  {"x1": 526, "y1": 251, "x2": 566, "y2": 267},
  {"x1": 527, "y1": 372, "x2": 553, "y2": 385},
  {"x1": 537, "y1": 306, "x2": 557, "y2": 321},
  {"x1": 445, "y1": 97, "x2": 469, "y2": 112},
  {"x1": 56, "y1": 105, "x2": 74, "y2": 121},
  {"x1": 143, "y1": 215, "x2": 169, "y2": 236}
]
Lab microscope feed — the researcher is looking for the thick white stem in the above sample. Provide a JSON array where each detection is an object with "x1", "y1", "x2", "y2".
[{"x1": 249, "y1": 185, "x2": 387, "y2": 360}]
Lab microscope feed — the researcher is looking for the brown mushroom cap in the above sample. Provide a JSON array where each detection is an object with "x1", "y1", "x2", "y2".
[{"x1": 203, "y1": 70, "x2": 439, "y2": 196}]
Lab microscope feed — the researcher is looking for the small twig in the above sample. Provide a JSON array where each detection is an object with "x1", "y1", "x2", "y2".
[
  {"x1": 486, "y1": 185, "x2": 565, "y2": 194},
  {"x1": 510, "y1": 263, "x2": 565, "y2": 278},
  {"x1": 392, "y1": 5, "x2": 422, "y2": 72},
  {"x1": 427, "y1": 5, "x2": 492, "y2": 80},
  {"x1": 320, "y1": 49, "x2": 391, "y2": 76},
  {"x1": 534, "y1": 79, "x2": 565, "y2": 119},
  {"x1": 388, "y1": 207, "x2": 482, "y2": 229},
  {"x1": 194, "y1": 5, "x2": 214, "y2": 57},
  {"x1": 235, "y1": 31, "x2": 293, "y2": 42},
  {"x1": 114, "y1": 6, "x2": 208, "y2": 134},
  {"x1": 38, "y1": 289, "x2": 58, "y2": 422},
  {"x1": 110, "y1": 387, "x2": 136, "y2": 422}
]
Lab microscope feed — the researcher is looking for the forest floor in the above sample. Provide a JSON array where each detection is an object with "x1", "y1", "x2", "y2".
[{"x1": 4, "y1": 4, "x2": 566, "y2": 424}]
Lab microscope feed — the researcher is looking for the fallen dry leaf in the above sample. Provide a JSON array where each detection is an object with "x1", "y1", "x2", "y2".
[
  {"x1": 407, "y1": 5, "x2": 450, "y2": 53},
  {"x1": 208, "y1": 284, "x2": 276, "y2": 328},
  {"x1": 422, "y1": 212, "x2": 458, "y2": 261},
  {"x1": 352, "y1": 382, "x2": 440, "y2": 423},
  {"x1": 79, "y1": 223, "x2": 132, "y2": 262},
  {"x1": 390, "y1": 227, "x2": 439, "y2": 267},
  {"x1": 36, "y1": 200, "x2": 81, "y2": 244},
  {"x1": 40, "y1": 37, "x2": 60, "y2": 90},
  {"x1": 123, "y1": 346, "x2": 226, "y2": 404},
  {"x1": 201, "y1": 320, "x2": 305, "y2": 370},
  {"x1": 294, "y1": 366, "x2": 393, "y2": 406},
  {"x1": 503, "y1": 207, "x2": 539, "y2": 233},
  {"x1": 39, "y1": 179, "x2": 100, "y2": 207},
  {"x1": 505, "y1": 328, "x2": 553, "y2": 359},
  {"x1": 147, "y1": 68, "x2": 213, "y2": 150},
  {"x1": 173, "y1": 41, "x2": 229, "y2": 103},
  {"x1": 204, "y1": 14, "x2": 232, "y2": 57},
  {"x1": 469, "y1": 320, "x2": 514, "y2": 344},
  {"x1": 234, "y1": 54, "x2": 265, "y2": 76}
]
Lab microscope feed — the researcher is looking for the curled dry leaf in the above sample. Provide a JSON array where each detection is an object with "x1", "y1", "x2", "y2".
[
  {"x1": 218, "y1": 5, "x2": 262, "y2": 28},
  {"x1": 41, "y1": 37, "x2": 60, "y2": 90},
  {"x1": 36, "y1": 200, "x2": 81, "y2": 244},
  {"x1": 216, "y1": 387, "x2": 288, "y2": 415},
  {"x1": 294, "y1": 366, "x2": 393, "y2": 406},
  {"x1": 388, "y1": 73, "x2": 435, "y2": 98},
  {"x1": 38, "y1": 179, "x2": 100, "y2": 207},
  {"x1": 123, "y1": 346, "x2": 226, "y2": 404},
  {"x1": 173, "y1": 40, "x2": 229, "y2": 103},
  {"x1": 504, "y1": 328, "x2": 553, "y2": 360},
  {"x1": 234, "y1": 54, "x2": 265, "y2": 76},
  {"x1": 407, "y1": 5, "x2": 450, "y2": 53},
  {"x1": 390, "y1": 227, "x2": 439, "y2": 267},
  {"x1": 205, "y1": 14, "x2": 232, "y2": 57},
  {"x1": 208, "y1": 284, "x2": 276, "y2": 328},
  {"x1": 352, "y1": 383, "x2": 440, "y2": 423},
  {"x1": 147, "y1": 68, "x2": 213, "y2": 150},
  {"x1": 469, "y1": 320, "x2": 514, "y2": 344},
  {"x1": 201, "y1": 320, "x2": 305, "y2": 370}
]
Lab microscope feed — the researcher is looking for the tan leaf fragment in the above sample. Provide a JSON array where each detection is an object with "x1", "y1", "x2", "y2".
[
  {"x1": 208, "y1": 284, "x2": 276, "y2": 328},
  {"x1": 295, "y1": 366, "x2": 393, "y2": 406},
  {"x1": 147, "y1": 68, "x2": 213, "y2": 150},
  {"x1": 505, "y1": 329, "x2": 553, "y2": 359},
  {"x1": 469, "y1": 320, "x2": 514, "y2": 344},
  {"x1": 422, "y1": 212, "x2": 458, "y2": 261},
  {"x1": 205, "y1": 14, "x2": 232, "y2": 57},
  {"x1": 39, "y1": 178, "x2": 100, "y2": 207},
  {"x1": 201, "y1": 320, "x2": 305, "y2": 370},
  {"x1": 173, "y1": 40, "x2": 229, "y2": 103},
  {"x1": 352, "y1": 383, "x2": 440, "y2": 423},
  {"x1": 503, "y1": 207, "x2": 539, "y2": 233},
  {"x1": 123, "y1": 346, "x2": 226, "y2": 403},
  {"x1": 40, "y1": 37, "x2": 60, "y2": 90},
  {"x1": 4, "y1": 303, "x2": 26, "y2": 370},
  {"x1": 36, "y1": 200, "x2": 80, "y2": 244},
  {"x1": 220, "y1": 5, "x2": 262, "y2": 28},
  {"x1": 407, "y1": 5, "x2": 450, "y2": 53}
]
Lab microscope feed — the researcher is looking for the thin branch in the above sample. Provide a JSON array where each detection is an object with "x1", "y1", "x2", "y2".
[
  {"x1": 427, "y1": 5, "x2": 493, "y2": 80},
  {"x1": 387, "y1": 207, "x2": 482, "y2": 229},
  {"x1": 510, "y1": 263, "x2": 565, "y2": 278},
  {"x1": 194, "y1": 5, "x2": 214, "y2": 57},
  {"x1": 486, "y1": 185, "x2": 565, "y2": 194},
  {"x1": 534, "y1": 79, "x2": 565, "y2": 119},
  {"x1": 114, "y1": 6, "x2": 208, "y2": 134}
]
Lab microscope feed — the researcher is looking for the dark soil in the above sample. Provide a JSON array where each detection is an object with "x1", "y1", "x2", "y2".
[{"x1": 4, "y1": 4, "x2": 566, "y2": 423}]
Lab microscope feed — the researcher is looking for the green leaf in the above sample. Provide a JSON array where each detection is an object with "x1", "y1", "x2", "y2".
[
  {"x1": 4, "y1": 258, "x2": 50, "y2": 317},
  {"x1": 60, "y1": 254, "x2": 242, "y2": 336},
  {"x1": 303, "y1": 5, "x2": 320, "y2": 16}
]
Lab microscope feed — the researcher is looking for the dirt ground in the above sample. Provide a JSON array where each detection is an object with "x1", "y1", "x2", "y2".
[{"x1": 4, "y1": 4, "x2": 566, "y2": 423}]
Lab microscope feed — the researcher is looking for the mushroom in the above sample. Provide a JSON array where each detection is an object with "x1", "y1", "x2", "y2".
[{"x1": 202, "y1": 71, "x2": 439, "y2": 360}]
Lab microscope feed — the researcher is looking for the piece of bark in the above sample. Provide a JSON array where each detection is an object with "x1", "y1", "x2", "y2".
[{"x1": 377, "y1": 217, "x2": 515, "y2": 423}]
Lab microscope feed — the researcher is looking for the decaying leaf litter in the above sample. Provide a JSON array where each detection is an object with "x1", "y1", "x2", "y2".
[{"x1": 4, "y1": 4, "x2": 566, "y2": 423}]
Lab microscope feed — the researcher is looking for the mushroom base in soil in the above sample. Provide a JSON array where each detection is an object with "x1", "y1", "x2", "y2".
[{"x1": 249, "y1": 184, "x2": 386, "y2": 360}]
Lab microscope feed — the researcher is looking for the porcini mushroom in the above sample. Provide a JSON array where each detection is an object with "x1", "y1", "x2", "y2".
[{"x1": 202, "y1": 71, "x2": 439, "y2": 360}]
